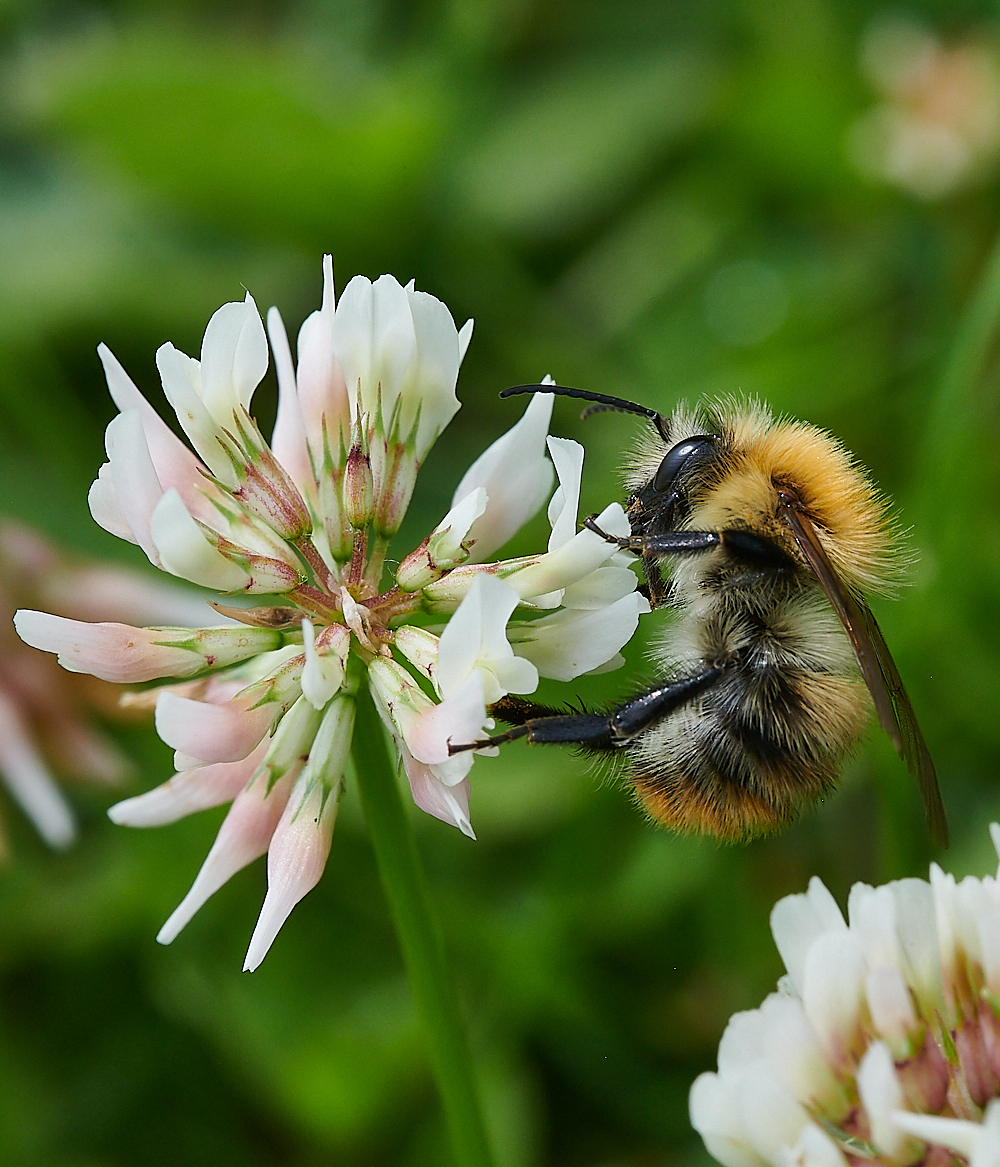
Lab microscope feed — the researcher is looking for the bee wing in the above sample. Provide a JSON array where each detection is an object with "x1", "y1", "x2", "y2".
[{"x1": 779, "y1": 502, "x2": 948, "y2": 848}]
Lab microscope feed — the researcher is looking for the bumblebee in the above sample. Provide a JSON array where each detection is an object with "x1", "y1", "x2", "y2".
[{"x1": 460, "y1": 386, "x2": 948, "y2": 847}]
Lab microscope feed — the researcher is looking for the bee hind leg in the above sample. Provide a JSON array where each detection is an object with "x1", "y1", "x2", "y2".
[{"x1": 447, "y1": 667, "x2": 725, "y2": 755}]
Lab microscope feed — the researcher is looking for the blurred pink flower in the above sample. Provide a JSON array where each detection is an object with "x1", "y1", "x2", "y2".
[
  {"x1": 850, "y1": 18, "x2": 1000, "y2": 200},
  {"x1": 0, "y1": 521, "x2": 217, "y2": 851}
]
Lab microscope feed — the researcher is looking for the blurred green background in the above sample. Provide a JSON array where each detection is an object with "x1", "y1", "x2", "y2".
[{"x1": 1, "y1": 0, "x2": 1000, "y2": 1164}]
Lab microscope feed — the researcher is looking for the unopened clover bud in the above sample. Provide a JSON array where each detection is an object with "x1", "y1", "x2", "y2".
[
  {"x1": 230, "y1": 449, "x2": 313, "y2": 541},
  {"x1": 211, "y1": 535, "x2": 305, "y2": 594},
  {"x1": 374, "y1": 438, "x2": 419, "y2": 537},
  {"x1": 343, "y1": 444, "x2": 374, "y2": 528},
  {"x1": 396, "y1": 489, "x2": 487, "y2": 591},
  {"x1": 255, "y1": 694, "x2": 324, "y2": 787}
]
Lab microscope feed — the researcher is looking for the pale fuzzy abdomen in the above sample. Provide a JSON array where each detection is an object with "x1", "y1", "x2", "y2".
[{"x1": 627, "y1": 585, "x2": 871, "y2": 839}]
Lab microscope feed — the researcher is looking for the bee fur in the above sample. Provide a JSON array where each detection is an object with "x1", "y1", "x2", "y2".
[{"x1": 465, "y1": 389, "x2": 946, "y2": 846}]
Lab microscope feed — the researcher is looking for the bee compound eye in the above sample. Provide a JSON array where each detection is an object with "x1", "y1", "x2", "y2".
[{"x1": 653, "y1": 436, "x2": 716, "y2": 494}]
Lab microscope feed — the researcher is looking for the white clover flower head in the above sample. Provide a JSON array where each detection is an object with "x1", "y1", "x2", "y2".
[
  {"x1": 691, "y1": 823, "x2": 1000, "y2": 1167},
  {"x1": 14, "y1": 258, "x2": 650, "y2": 968}
]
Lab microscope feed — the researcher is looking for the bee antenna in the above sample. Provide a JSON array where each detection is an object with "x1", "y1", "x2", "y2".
[{"x1": 500, "y1": 384, "x2": 668, "y2": 441}]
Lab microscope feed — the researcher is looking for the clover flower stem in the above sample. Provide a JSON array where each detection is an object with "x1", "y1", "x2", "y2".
[
  {"x1": 350, "y1": 680, "x2": 495, "y2": 1167},
  {"x1": 364, "y1": 535, "x2": 390, "y2": 591},
  {"x1": 292, "y1": 536, "x2": 337, "y2": 592}
]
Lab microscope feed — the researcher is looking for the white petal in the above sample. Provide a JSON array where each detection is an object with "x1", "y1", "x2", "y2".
[
  {"x1": 400, "y1": 744, "x2": 475, "y2": 838},
  {"x1": 0, "y1": 691, "x2": 76, "y2": 849},
  {"x1": 757, "y1": 993, "x2": 847, "y2": 1117},
  {"x1": 301, "y1": 620, "x2": 348, "y2": 710},
  {"x1": 403, "y1": 288, "x2": 462, "y2": 458},
  {"x1": 108, "y1": 739, "x2": 270, "y2": 827},
  {"x1": 503, "y1": 502, "x2": 630, "y2": 600},
  {"x1": 458, "y1": 318, "x2": 474, "y2": 362},
  {"x1": 801, "y1": 930, "x2": 866, "y2": 1064},
  {"x1": 98, "y1": 343, "x2": 210, "y2": 509},
  {"x1": 560, "y1": 565, "x2": 639, "y2": 610},
  {"x1": 866, "y1": 966, "x2": 917, "y2": 1052},
  {"x1": 770, "y1": 876, "x2": 846, "y2": 995},
  {"x1": 454, "y1": 392, "x2": 555, "y2": 561},
  {"x1": 734, "y1": 1063, "x2": 810, "y2": 1160},
  {"x1": 546, "y1": 436, "x2": 584, "y2": 552},
  {"x1": 106, "y1": 410, "x2": 164, "y2": 565},
  {"x1": 436, "y1": 572, "x2": 516, "y2": 697},
  {"x1": 157, "y1": 768, "x2": 294, "y2": 944},
  {"x1": 200, "y1": 292, "x2": 268, "y2": 423},
  {"x1": 156, "y1": 342, "x2": 234, "y2": 485},
  {"x1": 155, "y1": 690, "x2": 277, "y2": 765},
  {"x1": 856, "y1": 1043, "x2": 915, "y2": 1159},
  {"x1": 149, "y1": 489, "x2": 250, "y2": 591},
  {"x1": 777, "y1": 1125, "x2": 849, "y2": 1167},
  {"x1": 689, "y1": 1072, "x2": 766, "y2": 1167},
  {"x1": 88, "y1": 463, "x2": 136, "y2": 543},
  {"x1": 432, "y1": 488, "x2": 488, "y2": 559},
  {"x1": 511, "y1": 592, "x2": 647, "y2": 682},
  {"x1": 370, "y1": 274, "x2": 417, "y2": 428},
  {"x1": 267, "y1": 305, "x2": 314, "y2": 499}
]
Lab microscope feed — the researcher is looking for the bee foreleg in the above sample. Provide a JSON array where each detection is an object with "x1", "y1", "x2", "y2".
[{"x1": 582, "y1": 516, "x2": 721, "y2": 556}]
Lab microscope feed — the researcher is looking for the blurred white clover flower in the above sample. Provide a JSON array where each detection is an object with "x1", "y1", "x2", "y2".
[
  {"x1": 14, "y1": 258, "x2": 648, "y2": 969},
  {"x1": 690, "y1": 823, "x2": 1000, "y2": 1167},
  {"x1": 849, "y1": 18, "x2": 1000, "y2": 200}
]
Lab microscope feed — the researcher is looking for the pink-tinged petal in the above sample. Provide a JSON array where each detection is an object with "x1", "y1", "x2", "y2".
[
  {"x1": 400, "y1": 744, "x2": 475, "y2": 839},
  {"x1": 0, "y1": 690, "x2": 76, "y2": 849},
  {"x1": 155, "y1": 691, "x2": 278, "y2": 765},
  {"x1": 89, "y1": 462, "x2": 137, "y2": 543},
  {"x1": 108, "y1": 739, "x2": 270, "y2": 827},
  {"x1": 242, "y1": 773, "x2": 338, "y2": 971},
  {"x1": 149, "y1": 489, "x2": 250, "y2": 591},
  {"x1": 266, "y1": 305, "x2": 314, "y2": 498},
  {"x1": 455, "y1": 391, "x2": 555, "y2": 561},
  {"x1": 200, "y1": 292, "x2": 268, "y2": 422},
  {"x1": 157, "y1": 768, "x2": 295, "y2": 944},
  {"x1": 98, "y1": 343, "x2": 210, "y2": 509},
  {"x1": 106, "y1": 410, "x2": 164, "y2": 566},
  {"x1": 405, "y1": 670, "x2": 487, "y2": 769},
  {"x1": 14, "y1": 611, "x2": 201, "y2": 683},
  {"x1": 297, "y1": 255, "x2": 349, "y2": 458}
]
